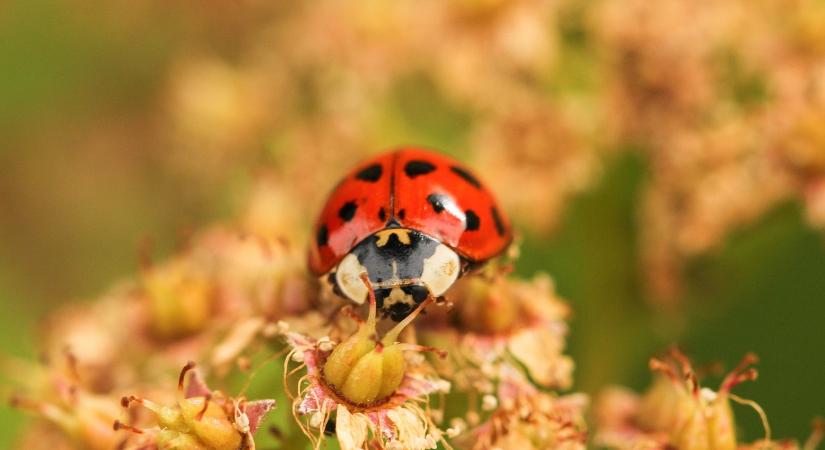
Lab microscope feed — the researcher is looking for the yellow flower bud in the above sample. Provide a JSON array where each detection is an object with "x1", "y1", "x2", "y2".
[
  {"x1": 322, "y1": 274, "x2": 429, "y2": 405},
  {"x1": 340, "y1": 347, "x2": 385, "y2": 404},
  {"x1": 178, "y1": 397, "x2": 242, "y2": 450},
  {"x1": 457, "y1": 277, "x2": 520, "y2": 335},
  {"x1": 377, "y1": 344, "x2": 406, "y2": 400},
  {"x1": 323, "y1": 311, "x2": 377, "y2": 389},
  {"x1": 142, "y1": 258, "x2": 214, "y2": 340}
]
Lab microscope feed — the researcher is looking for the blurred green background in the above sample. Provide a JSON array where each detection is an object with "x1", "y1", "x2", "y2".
[{"x1": 1, "y1": 0, "x2": 823, "y2": 447}]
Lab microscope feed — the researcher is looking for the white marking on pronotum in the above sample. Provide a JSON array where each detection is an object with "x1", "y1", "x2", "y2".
[
  {"x1": 420, "y1": 243, "x2": 460, "y2": 296},
  {"x1": 336, "y1": 253, "x2": 368, "y2": 303}
]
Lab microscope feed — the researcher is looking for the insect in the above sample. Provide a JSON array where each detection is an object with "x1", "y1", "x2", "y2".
[{"x1": 309, "y1": 147, "x2": 512, "y2": 321}]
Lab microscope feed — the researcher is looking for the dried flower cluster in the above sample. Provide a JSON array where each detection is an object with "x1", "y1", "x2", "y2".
[
  {"x1": 595, "y1": 349, "x2": 824, "y2": 450},
  {"x1": 137, "y1": 0, "x2": 825, "y2": 302},
  {"x1": 593, "y1": 0, "x2": 825, "y2": 300},
  {"x1": 5, "y1": 0, "x2": 825, "y2": 448},
  {"x1": 7, "y1": 187, "x2": 819, "y2": 449},
  {"x1": 4, "y1": 182, "x2": 588, "y2": 449}
]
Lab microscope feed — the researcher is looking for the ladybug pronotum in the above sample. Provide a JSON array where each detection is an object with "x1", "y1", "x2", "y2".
[{"x1": 309, "y1": 148, "x2": 512, "y2": 321}]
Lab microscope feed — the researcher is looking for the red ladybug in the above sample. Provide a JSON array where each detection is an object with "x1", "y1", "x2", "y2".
[{"x1": 309, "y1": 147, "x2": 512, "y2": 321}]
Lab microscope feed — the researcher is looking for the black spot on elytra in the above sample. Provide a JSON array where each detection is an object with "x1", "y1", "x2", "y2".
[
  {"x1": 465, "y1": 210, "x2": 480, "y2": 231},
  {"x1": 355, "y1": 164, "x2": 383, "y2": 182},
  {"x1": 404, "y1": 160, "x2": 436, "y2": 178},
  {"x1": 450, "y1": 165, "x2": 481, "y2": 189},
  {"x1": 426, "y1": 193, "x2": 449, "y2": 213},
  {"x1": 338, "y1": 201, "x2": 358, "y2": 222},
  {"x1": 316, "y1": 224, "x2": 328, "y2": 246},
  {"x1": 491, "y1": 206, "x2": 505, "y2": 236},
  {"x1": 398, "y1": 209, "x2": 406, "y2": 220},
  {"x1": 378, "y1": 207, "x2": 387, "y2": 221}
]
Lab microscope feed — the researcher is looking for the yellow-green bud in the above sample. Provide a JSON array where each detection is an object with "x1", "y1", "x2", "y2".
[
  {"x1": 321, "y1": 274, "x2": 428, "y2": 405},
  {"x1": 458, "y1": 277, "x2": 520, "y2": 335},
  {"x1": 323, "y1": 324, "x2": 375, "y2": 389},
  {"x1": 142, "y1": 259, "x2": 214, "y2": 340},
  {"x1": 340, "y1": 347, "x2": 385, "y2": 404},
  {"x1": 377, "y1": 344, "x2": 406, "y2": 400},
  {"x1": 179, "y1": 397, "x2": 242, "y2": 450}
]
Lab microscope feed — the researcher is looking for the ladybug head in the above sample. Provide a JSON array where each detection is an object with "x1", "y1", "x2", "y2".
[{"x1": 330, "y1": 228, "x2": 461, "y2": 321}]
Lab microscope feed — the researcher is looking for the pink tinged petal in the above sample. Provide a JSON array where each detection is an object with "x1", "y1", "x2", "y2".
[
  {"x1": 368, "y1": 411, "x2": 397, "y2": 441},
  {"x1": 395, "y1": 375, "x2": 450, "y2": 400},
  {"x1": 243, "y1": 399, "x2": 277, "y2": 434},
  {"x1": 299, "y1": 385, "x2": 336, "y2": 415},
  {"x1": 184, "y1": 371, "x2": 212, "y2": 399},
  {"x1": 301, "y1": 347, "x2": 324, "y2": 376},
  {"x1": 284, "y1": 332, "x2": 314, "y2": 350}
]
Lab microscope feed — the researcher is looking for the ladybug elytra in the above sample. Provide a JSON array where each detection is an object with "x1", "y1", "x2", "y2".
[{"x1": 309, "y1": 148, "x2": 512, "y2": 321}]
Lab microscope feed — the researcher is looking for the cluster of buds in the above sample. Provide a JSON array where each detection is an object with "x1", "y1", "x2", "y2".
[
  {"x1": 114, "y1": 362, "x2": 275, "y2": 450},
  {"x1": 453, "y1": 367, "x2": 588, "y2": 450},
  {"x1": 421, "y1": 273, "x2": 574, "y2": 395},
  {"x1": 6, "y1": 354, "x2": 123, "y2": 450},
  {"x1": 282, "y1": 274, "x2": 450, "y2": 450},
  {"x1": 595, "y1": 349, "x2": 823, "y2": 450},
  {"x1": 7, "y1": 217, "x2": 819, "y2": 449},
  {"x1": 320, "y1": 275, "x2": 435, "y2": 405}
]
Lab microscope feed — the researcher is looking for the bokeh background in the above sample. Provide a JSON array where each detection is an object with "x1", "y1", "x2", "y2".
[{"x1": 1, "y1": 0, "x2": 824, "y2": 446}]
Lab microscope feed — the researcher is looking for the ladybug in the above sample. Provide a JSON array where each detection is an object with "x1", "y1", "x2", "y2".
[{"x1": 309, "y1": 147, "x2": 512, "y2": 321}]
